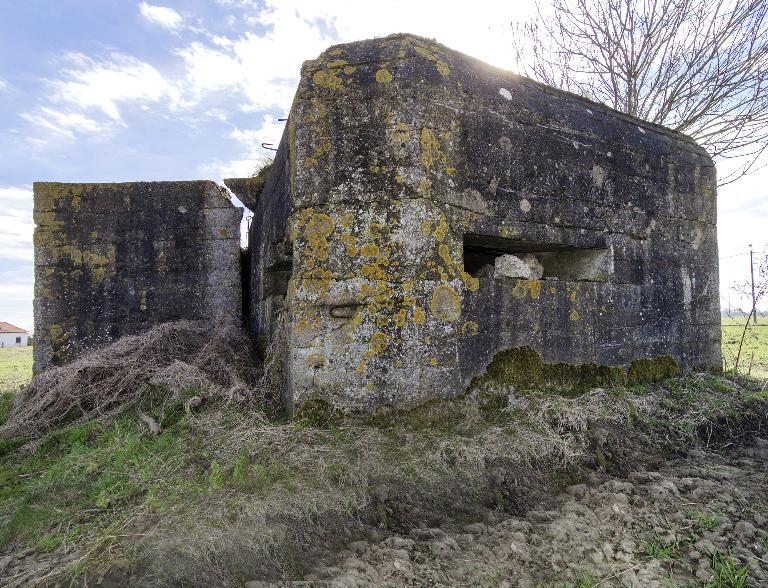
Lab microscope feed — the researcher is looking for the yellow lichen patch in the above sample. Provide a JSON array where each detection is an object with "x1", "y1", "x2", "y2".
[
  {"x1": 306, "y1": 352, "x2": 326, "y2": 368},
  {"x1": 438, "y1": 243, "x2": 457, "y2": 278},
  {"x1": 569, "y1": 310, "x2": 580, "y2": 321},
  {"x1": 413, "y1": 45, "x2": 450, "y2": 77},
  {"x1": 313, "y1": 68, "x2": 344, "y2": 90},
  {"x1": 418, "y1": 178, "x2": 432, "y2": 196},
  {"x1": 156, "y1": 249, "x2": 168, "y2": 274},
  {"x1": 376, "y1": 316, "x2": 389, "y2": 328},
  {"x1": 512, "y1": 280, "x2": 529, "y2": 300},
  {"x1": 433, "y1": 217, "x2": 448, "y2": 242},
  {"x1": 53, "y1": 246, "x2": 117, "y2": 284},
  {"x1": 393, "y1": 309, "x2": 407, "y2": 328},
  {"x1": 375, "y1": 68, "x2": 393, "y2": 83},
  {"x1": 413, "y1": 307, "x2": 426, "y2": 324},
  {"x1": 459, "y1": 268, "x2": 480, "y2": 292},
  {"x1": 402, "y1": 296, "x2": 416, "y2": 307},
  {"x1": 304, "y1": 211, "x2": 334, "y2": 262},
  {"x1": 367, "y1": 222, "x2": 390, "y2": 240},
  {"x1": 420, "y1": 220, "x2": 432, "y2": 236},
  {"x1": 438, "y1": 243, "x2": 452, "y2": 264},
  {"x1": 430, "y1": 284, "x2": 461, "y2": 322},
  {"x1": 403, "y1": 280, "x2": 413, "y2": 291},
  {"x1": 305, "y1": 156, "x2": 319, "y2": 168},
  {"x1": 339, "y1": 213, "x2": 355, "y2": 228},
  {"x1": 343, "y1": 65, "x2": 357, "y2": 75},
  {"x1": 394, "y1": 359, "x2": 403, "y2": 368},
  {"x1": 345, "y1": 244, "x2": 358, "y2": 257},
  {"x1": 295, "y1": 310, "x2": 322, "y2": 335},
  {"x1": 360, "y1": 243, "x2": 380, "y2": 257},
  {"x1": 430, "y1": 357, "x2": 438, "y2": 366},
  {"x1": 390, "y1": 122, "x2": 411, "y2": 143},
  {"x1": 368, "y1": 331, "x2": 390, "y2": 354},
  {"x1": 311, "y1": 247, "x2": 328, "y2": 262},
  {"x1": 510, "y1": 279, "x2": 541, "y2": 300},
  {"x1": 315, "y1": 140, "x2": 332, "y2": 157},
  {"x1": 419, "y1": 127, "x2": 446, "y2": 169},
  {"x1": 70, "y1": 187, "x2": 82, "y2": 212},
  {"x1": 445, "y1": 166, "x2": 456, "y2": 175},
  {"x1": 301, "y1": 269, "x2": 335, "y2": 298},
  {"x1": 461, "y1": 320, "x2": 479, "y2": 337},
  {"x1": 326, "y1": 59, "x2": 347, "y2": 68},
  {"x1": 360, "y1": 262, "x2": 387, "y2": 280}
]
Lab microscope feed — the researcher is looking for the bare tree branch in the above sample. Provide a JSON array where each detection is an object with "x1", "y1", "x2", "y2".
[{"x1": 511, "y1": 0, "x2": 768, "y2": 185}]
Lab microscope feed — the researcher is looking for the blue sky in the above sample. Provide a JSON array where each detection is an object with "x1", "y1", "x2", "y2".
[{"x1": 0, "y1": 0, "x2": 766, "y2": 331}]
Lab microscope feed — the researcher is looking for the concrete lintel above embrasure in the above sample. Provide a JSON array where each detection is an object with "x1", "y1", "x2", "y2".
[{"x1": 223, "y1": 177, "x2": 268, "y2": 211}]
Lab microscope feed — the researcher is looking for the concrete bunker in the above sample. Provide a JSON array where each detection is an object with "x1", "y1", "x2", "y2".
[
  {"x1": 32, "y1": 181, "x2": 243, "y2": 372},
  {"x1": 244, "y1": 33, "x2": 721, "y2": 414},
  {"x1": 31, "y1": 34, "x2": 721, "y2": 416}
]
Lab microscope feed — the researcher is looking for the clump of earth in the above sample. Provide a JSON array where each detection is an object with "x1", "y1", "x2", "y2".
[{"x1": 253, "y1": 433, "x2": 768, "y2": 587}]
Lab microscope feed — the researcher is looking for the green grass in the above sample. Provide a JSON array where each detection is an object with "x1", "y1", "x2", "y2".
[
  {"x1": 0, "y1": 346, "x2": 33, "y2": 393},
  {"x1": 704, "y1": 549, "x2": 749, "y2": 588},
  {"x1": 0, "y1": 341, "x2": 765, "y2": 583},
  {"x1": 640, "y1": 532, "x2": 686, "y2": 560},
  {"x1": 722, "y1": 316, "x2": 768, "y2": 377}
]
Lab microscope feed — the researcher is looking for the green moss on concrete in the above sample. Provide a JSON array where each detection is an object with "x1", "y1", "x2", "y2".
[
  {"x1": 472, "y1": 346, "x2": 680, "y2": 394},
  {"x1": 628, "y1": 356, "x2": 680, "y2": 384},
  {"x1": 471, "y1": 346, "x2": 626, "y2": 393}
]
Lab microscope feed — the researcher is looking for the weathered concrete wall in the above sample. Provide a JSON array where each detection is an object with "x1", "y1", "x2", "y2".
[
  {"x1": 33, "y1": 181, "x2": 243, "y2": 372},
  {"x1": 251, "y1": 33, "x2": 721, "y2": 412}
]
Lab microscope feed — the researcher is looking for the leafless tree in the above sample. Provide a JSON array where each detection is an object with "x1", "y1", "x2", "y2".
[
  {"x1": 512, "y1": 0, "x2": 768, "y2": 185},
  {"x1": 726, "y1": 250, "x2": 767, "y2": 373}
]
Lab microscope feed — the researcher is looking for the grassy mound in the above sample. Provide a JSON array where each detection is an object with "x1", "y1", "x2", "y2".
[
  {"x1": 1, "y1": 364, "x2": 766, "y2": 585},
  {"x1": 0, "y1": 321, "x2": 259, "y2": 439}
]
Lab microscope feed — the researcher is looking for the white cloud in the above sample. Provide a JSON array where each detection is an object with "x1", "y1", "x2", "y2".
[
  {"x1": 139, "y1": 2, "x2": 183, "y2": 30},
  {"x1": 21, "y1": 107, "x2": 105, "y2": 137},
  {"x1": 0, "y1": 186, "x2": 34, "y2": 263},
  {"x1": 177, "y1": 42, "x2": 246, "y2": 95},
  {"x1": 0, "y1": 77, "x2": 8, "y2": 92},
  {"x1": 54, "y1": 53, "x2": 180, "y2": 121},
  {"x1": 23, "y1": 52, "x2": 180, "y2": 138},
  {"x1": 171, "y1": 0, "x2": 537, "y2": 116}
]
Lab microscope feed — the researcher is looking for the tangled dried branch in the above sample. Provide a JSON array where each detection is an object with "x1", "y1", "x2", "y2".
[{"x1": 0, "y1": 321, "x2": 260, "y2": 439}]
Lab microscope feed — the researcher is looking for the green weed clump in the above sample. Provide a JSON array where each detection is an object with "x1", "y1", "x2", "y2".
[{"x1": 706, "y1": 549, "x2": 749, "y2": 588}]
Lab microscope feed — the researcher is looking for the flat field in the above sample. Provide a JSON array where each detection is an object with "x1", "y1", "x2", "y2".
[
  {"x1": 0, "y1": 347, "x2": 33, "y2": 394},
  {"x1": 721, "y1": 316, "x2": 768, "y2": 377}
]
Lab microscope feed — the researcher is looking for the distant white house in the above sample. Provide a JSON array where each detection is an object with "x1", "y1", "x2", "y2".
[{"x1": 0, "y1": 322, "x2": 29, "y2": 348}]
